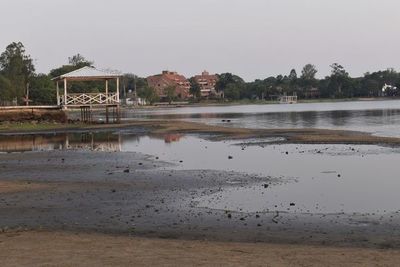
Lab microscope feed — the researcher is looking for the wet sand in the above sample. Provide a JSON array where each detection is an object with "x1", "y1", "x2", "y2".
[{"x1": 2, "y1": 230, "x2": 400, "y2": 267}]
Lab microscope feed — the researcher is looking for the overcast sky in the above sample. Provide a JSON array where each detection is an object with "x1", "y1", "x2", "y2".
[{"x1": 1, "y1": 0, "x2": 400, "y2": 81}]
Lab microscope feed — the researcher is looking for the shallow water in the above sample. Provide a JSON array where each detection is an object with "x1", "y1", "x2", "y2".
[
  {"x1": 124, "y1": 100, "x2": 400, "y2": 137},
  {"x1": 2, "y1": 132, "x2": 400, "y2": 215}
]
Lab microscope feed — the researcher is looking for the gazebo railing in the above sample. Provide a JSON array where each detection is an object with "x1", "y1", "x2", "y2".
[{"x1": 59, "y1": 93, "x2": 119, "y2": 106}]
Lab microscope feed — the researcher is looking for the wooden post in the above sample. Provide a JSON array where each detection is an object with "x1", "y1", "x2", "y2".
[
  {"x1": 63, "y1": 78, "x2": 67, "y2": 109},
  {"x1": 105, "y1": 79, "x2": 109, "y2": 104},
  {"x1": 116, "y1": 78, "x2": 120, "y2": 103},
  {"x1": 105, "y1": 106, "x2": 109, "y2": 124},
  {"x1": 56, "y1": 82, "x2": 60, "y2": 106}
]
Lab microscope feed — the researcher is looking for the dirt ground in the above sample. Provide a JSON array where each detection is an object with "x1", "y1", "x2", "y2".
[
  {"x1": 1, "y1": 230, "x2": 399, "y2": 267},
  {"x1": 0, "y1": 181, "x2": 49, "y2": 194}
]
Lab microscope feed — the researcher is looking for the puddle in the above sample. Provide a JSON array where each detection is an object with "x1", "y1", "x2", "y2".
[{"x1": 1, "y1": 132, "x2": 400, "y2": 215}]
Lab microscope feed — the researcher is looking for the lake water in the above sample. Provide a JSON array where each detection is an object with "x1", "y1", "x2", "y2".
[
  {"x1": 124, "y1": 99, "x2": 400, "y2": 137},
  {"x1": 2, "y1": 132, "x2": 400, "y2": 215}
]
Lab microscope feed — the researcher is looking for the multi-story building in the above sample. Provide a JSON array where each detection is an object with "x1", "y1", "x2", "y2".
[
  {"x1": 147, "y1": 71, "x2": 190, "y2": 100},
  {"x1": 193, "y1": 70, "x2": 219, "y2": 98}
]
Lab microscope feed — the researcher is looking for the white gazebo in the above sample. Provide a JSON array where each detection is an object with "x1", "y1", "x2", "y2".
[
  {"x1": 52, "y1": 66, "x2": 122, "y2": 123},
  {"x1": 52, "y1": 66, "x2": 122, "y2": 108}
]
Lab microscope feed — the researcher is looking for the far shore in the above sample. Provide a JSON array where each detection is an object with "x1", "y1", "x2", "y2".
[{"x1": 125, "y1": 96, "x2": 400, "y2": 109}]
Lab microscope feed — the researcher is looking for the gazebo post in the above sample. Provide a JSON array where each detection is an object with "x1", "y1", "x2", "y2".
[
  {"x1": 63, "y1": 78, "x2": 67, "y2": 109},
  {"x1": 105, "y1": 79, "x2": 109, "y2": 104},
  {"x1": 56, "y1": 82, "x2": 60, "y2": 106},
  {"x1": 116, "y1": 77, "x2": 120, "y2": 103}
]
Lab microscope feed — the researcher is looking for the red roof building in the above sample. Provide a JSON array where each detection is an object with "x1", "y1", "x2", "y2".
[
  {"x1": 147, "y1": 71, "x2": 190, "y2": 100},
  {"x1": 193, "y1": 71, "x2": 219, "y2": 98}
]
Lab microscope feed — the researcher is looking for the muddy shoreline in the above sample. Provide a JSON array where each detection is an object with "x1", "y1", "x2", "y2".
[
  {"x1": 2, "y1": 120, "x2": 400, "y2": 146},
  {"x1": 1, "y1": 147, "x2": 400, "y2": 249}
]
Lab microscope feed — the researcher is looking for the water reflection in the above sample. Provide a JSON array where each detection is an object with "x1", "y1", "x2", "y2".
[
  {"x1": 124, "y1": 100, "x2": 400, "y2": 136},
  {"x1": 0, "y1": 132, "x2": 122, "y2": 153},
  {"x1": 0, "y1": 132, "x2": 186, "y2": 153},
  {"x1": 2, "y1": 133, "x2": 400, "y2": 214}
]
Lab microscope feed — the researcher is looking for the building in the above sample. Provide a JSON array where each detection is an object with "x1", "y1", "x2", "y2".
[
  {"x1": 147, "y1": 71, "x2": 190, "y2": 100},
  {"x1": 193, "y1": 70, "x2": 219, "y2": 98}
]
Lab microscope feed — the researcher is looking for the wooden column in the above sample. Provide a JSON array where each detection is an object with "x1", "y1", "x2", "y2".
[
  {"x1": 56, "y1": 82, "x2": 60, "y2": 106},
  {"x1": 116, "y1": 77, "x2": 120, "y2": 103},
  {"x1": 63, "y1": 78, "x2": 67, "y2": 109}
]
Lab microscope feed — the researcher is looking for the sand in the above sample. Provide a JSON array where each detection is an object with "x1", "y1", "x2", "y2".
[{"x1": 1, "y1": 230, "x2": 400, "y2": 267}]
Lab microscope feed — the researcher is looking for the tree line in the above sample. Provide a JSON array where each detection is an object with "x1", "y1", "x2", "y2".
[{"x1": 1, "y1": 41, "x2": 400, "y2": 105}]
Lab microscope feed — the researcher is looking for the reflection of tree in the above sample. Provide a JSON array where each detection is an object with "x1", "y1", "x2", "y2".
[
  {"x1": 298, "y1": 112, "x2": 318, "y2": 128},
  {"x1": 329, "y1": 110, "x2": 351, "y2": 127}
]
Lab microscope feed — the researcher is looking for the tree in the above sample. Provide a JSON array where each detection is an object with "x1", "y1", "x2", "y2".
[
  {"x1": 165, "y1": 85, "x2": 177, "y2": 104},
  {"x1": 137, "y1": 86, "x2": 159, "y2": 104},
  {"x1": 68, "y1": 53, "x2": 93, "y2": 68},
  {"x1": 0, "y1": 42, "x2": 35, "y2": 104},
  {"x1": 189, "y1": 77, "x2": 201, "y2": 99},
  {"x1": 29, "y1": 74, "x2": 56, "y2": 105},
  {"x1": 289, "y1": 69, "x2": 297, "y2": 80},
  {"x1": 215, "y1": 73, "x2": 245, "y2": 99},
  {"x1": 0, "y1": 75, "x2": 13, "y2": 104},
  {"x1": 328, "y1": 63, "x2": 351, "y2": 97},
  {"x1": 299, "y1": 64, "x2": 318, "y2": 95},
  {"x1": 300, "y1": 64, "x2": 317, "y2": 81}
]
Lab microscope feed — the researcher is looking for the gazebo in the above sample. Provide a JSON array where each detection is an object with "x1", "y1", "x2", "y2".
[{"x1": 52, "y1": 66, "x2": 122, "y2": 123}]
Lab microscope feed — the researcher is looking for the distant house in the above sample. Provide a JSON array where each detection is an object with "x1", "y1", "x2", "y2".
[
  {"x1": 382, "y1": 83, "x2": 398, "y2": 96},
  {"x1": 305, "y1": 87, "x2": 320, "y2": 98},
  {"x1": 193, "y1": 71, "x2": 219, "y2": 98},
  {"x1": 147, "y1": 71, "x2": 190, "y2": 100}
]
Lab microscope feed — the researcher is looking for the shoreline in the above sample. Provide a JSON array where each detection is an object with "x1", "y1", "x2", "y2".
[
  {"x1": 1, "y1": 119, "x2": 400, "y2": 147},
  {"x1": 1, "y1": 146, "x2": 400, "y2": 250}
]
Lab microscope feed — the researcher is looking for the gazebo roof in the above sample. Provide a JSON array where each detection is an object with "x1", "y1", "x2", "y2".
[{"x1": 53, "y1": 66, "x2": 122, "y2": 81}]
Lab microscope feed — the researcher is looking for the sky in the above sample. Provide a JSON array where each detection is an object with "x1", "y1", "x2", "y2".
[{"x1": 1, "y1": 0, "x2": 400, "y2": 81}]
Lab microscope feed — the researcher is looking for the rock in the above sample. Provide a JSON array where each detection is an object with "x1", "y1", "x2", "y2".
[
  {"x1": 227, "y1": 214, "x2": 232, "y2": 218},
  {"x1": 123, "y1": 169, "x2": 130, "y2": 173},
  {"x1": 290, "y1": 203, "x2": 295, "y2": 206},
  {"x1": 263, "y1": 184, "x2": 269, "y2": 188},
  {"x1": 228, "y1": 156, "x2": 233, "y2": 159}
]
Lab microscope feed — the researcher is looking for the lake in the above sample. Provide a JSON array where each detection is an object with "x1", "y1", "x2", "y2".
[{"x1": 124, "y1": 99, "x2": 400, "y2": 137}]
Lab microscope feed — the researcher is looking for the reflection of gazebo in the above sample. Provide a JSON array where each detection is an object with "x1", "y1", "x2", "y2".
[{"x1": 52, "y1": 66, "x2": 122, "y2": 123}]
